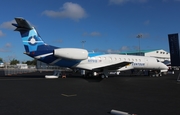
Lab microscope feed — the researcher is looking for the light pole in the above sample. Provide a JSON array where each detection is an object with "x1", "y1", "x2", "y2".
[
  {"x1": 136, "y1": 34, "x2": 142, "y2": 55},
  {"x1": 81, "y1": 40, "x2": 86, "y2": 48}
]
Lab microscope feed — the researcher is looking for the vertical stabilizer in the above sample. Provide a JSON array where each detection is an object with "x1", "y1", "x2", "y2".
[{"x1": 12, "y1": 17, "x2": 46, "y2": 53}]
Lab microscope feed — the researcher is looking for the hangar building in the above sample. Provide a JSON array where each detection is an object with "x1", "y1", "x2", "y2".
[{"x1": 120, "y1": 49, "x2": 170, "y2": 62}]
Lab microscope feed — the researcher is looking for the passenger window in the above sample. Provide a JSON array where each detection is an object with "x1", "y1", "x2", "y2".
[{"x1": 109, "y1": 57, "x2": 112, "y2": 60}]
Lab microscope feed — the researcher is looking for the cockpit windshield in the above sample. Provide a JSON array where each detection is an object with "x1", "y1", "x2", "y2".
[{"x1": 156, "y1": 59, "x2": 160, "y2": 62}]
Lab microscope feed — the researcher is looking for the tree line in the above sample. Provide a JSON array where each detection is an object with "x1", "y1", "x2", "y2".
[{"x1": 0, "y1": 58, "x2": 37, "y2": 65}]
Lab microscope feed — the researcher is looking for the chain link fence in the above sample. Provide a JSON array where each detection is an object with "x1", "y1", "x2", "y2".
[{"x1": 0, "y1": 64, "x2": 71, "y2": 76}]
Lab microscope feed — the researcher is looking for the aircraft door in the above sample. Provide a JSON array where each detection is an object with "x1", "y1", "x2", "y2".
[{"x1": 144, "y1": 58, "x2": 149, "y2": 69}]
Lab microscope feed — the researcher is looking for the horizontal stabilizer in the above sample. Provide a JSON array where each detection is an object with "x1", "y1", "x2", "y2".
[{"x1": 12, "y1": 17, "x2": 33, "y2": 31}]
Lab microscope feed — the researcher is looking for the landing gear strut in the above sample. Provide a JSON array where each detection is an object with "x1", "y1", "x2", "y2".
[{"x1": 100, "y1": 69, "x2": 108, "y2": 78}]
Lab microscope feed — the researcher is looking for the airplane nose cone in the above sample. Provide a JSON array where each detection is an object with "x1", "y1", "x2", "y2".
[{"x1": 162, "y1": 63, "x2": 168, "y2": 70}]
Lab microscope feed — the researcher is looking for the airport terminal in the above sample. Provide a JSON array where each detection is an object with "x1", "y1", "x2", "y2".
[{"x1": 120, "y1": 49, "x2": 170, "y2": 62}]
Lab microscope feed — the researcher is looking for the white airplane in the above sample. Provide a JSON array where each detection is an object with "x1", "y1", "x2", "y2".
[{"x1": 12, "y1": 17, "x2": 168, "y2": 78}]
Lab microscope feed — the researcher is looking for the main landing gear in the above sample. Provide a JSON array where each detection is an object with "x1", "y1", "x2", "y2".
[
  {"x1": 100, "y1": 69, "x2": 109, "y2": 78},
  {"x1": 82, "y1": 69, "x2": 109, "y2": 79}
]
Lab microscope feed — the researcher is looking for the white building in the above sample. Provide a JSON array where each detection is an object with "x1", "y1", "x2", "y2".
[{"x1": 120, "y1": 49, "x2": 170, "y2": 62}]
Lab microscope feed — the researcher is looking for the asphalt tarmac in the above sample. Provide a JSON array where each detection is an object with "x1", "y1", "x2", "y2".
[{"x1": 0, "y1": 71, "x2": 180, "y2": 115}]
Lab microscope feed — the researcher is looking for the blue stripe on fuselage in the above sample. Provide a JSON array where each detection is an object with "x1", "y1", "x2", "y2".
[{"x1": 88, "y1": 52, "x2": 104, "y2": 57}]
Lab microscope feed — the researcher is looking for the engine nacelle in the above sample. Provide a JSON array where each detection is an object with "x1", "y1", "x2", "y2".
[{"x1": 54, "y1": 48, "x2": 88, "y2": 60}]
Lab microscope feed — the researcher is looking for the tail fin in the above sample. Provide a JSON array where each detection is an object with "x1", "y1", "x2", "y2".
[{"x1": 12, "y1": 17, "x2": 46, "y2": 53}]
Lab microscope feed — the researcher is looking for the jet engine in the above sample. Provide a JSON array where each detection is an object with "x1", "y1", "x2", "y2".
[{"x1": 53, "y1": 48, "x2": 88, "y2": 60}]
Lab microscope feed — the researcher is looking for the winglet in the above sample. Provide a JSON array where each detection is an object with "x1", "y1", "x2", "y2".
[{"x1": 12, "y1": 17, "x2": 33, "y2": 31}]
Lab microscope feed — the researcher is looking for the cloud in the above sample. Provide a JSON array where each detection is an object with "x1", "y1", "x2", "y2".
[
  {"x1": 120, "y1": 46, "x2": 130, "y2": 51},
  {"x1": 54, "y1": 39, "x2": 63, "y2": 43},
  {"x1": 92, "y1": 45, "x2": 131, "y2": 54},
  {"x1": 99, "y1": 46, "x2": 129, "y2": 54},
  {"x1": 83, "y1": 31, "x2": 102, "y2": 37},
  {"x1": 5, "y1": 43, "x2": 12, "y2": 48},
  {"x1": 106, "y1": 49, "x2": 121, "y2": 54},
  {"x1": 0, "y1": 43, "x2": 12, "y2": 52},
  {"x1": 144, "y1": 20, "x2": 150, "y2": 25},
  {"x1": 106, "y1": 46, "x2": 130, "y2": 53},
  {"x1": 109, "y1": 0, "x2": 128, "y2": 4},
  {"x1": 0, "y1": 20, "x2": 16, "y2": 30},
  {"x1": 42, "y1": 2, "x2": 88, "y2": 21},
  {"x1": 90, "y1": 32, "x2": 102, "y2": 36},
  {"x1": 91, "y1": 48, "x2": 120, "y2": 54},
  {"x1": 109, "y1": 0, "x2": 148, "y2": 5},
  {"x1": 0, "y1": 30, "x2": 5, "y2": 37},
  {"x1": 132, "y1": 46, "x2": 139, "y2": 51}
]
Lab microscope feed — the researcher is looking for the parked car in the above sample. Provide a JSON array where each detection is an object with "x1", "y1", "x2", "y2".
[{"x1": 0, "y1": 61, "x2": 4, "y2": 68}]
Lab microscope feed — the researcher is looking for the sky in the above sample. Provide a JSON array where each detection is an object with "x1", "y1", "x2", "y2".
[{"x1": 0, "y1": 0, "x2": 180, "y2": 62}]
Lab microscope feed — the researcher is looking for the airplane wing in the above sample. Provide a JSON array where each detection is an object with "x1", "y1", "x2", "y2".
[{"x1": 76, "y1": 61, "x2": 132, "y2": 71}]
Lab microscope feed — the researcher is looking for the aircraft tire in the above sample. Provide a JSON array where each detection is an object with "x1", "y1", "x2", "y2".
[{"x1": 101, "y1": 74, "x2": 105, "y2": 79}]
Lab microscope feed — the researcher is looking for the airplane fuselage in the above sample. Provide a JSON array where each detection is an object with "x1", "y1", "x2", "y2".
[{"x1": 75, "y1": 53, "x2": 168, "y2": 72}]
